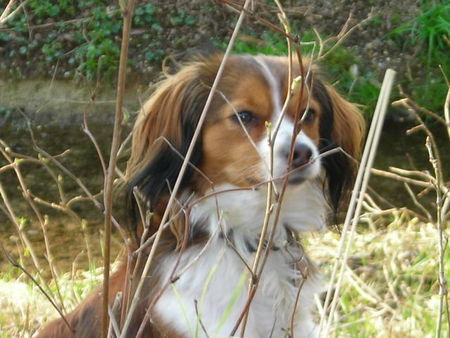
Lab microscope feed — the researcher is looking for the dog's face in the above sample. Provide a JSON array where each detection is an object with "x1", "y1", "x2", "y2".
[
  {"x1": 201, "y1": 55, "x2": 324, "y2": 188},
  {"x1": 127, "y1": 54, "x2": 364, "y2": 234}
]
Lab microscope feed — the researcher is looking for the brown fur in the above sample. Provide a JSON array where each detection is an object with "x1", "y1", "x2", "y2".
[{"x1": 38, "y1": 54, "x2": 364, "y2": 337}]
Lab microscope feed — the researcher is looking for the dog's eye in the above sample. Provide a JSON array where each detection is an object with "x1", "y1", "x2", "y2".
[
  {"x1": 232, "y1": 110, "x2": 258, "y2": 125},
  {"x1": 301, "y1": 108, "x2": 316, "y2": 124}
]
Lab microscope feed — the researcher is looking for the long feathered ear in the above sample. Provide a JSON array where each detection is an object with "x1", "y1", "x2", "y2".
[
  {"x1": 126, "y1": 65, "x2": 210, "y2": 237},
  {"x1": 314, "y1": 81, "x2": 365, "y2": 213}
]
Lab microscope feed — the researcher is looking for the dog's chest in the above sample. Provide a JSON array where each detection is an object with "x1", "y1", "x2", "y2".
[{"x1": 154, "y1": 239, "x2": 319, "y2": 338}]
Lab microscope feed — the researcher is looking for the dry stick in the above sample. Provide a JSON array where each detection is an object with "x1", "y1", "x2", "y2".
[
  {"x1": 371, "y1": 168, "x2": 432, "y2": 188},
  {"x1": 240, "y1": 123, "x2": 275, "y2": 337},
  {"x1": 0, "y1": 183, "x2": 42, "y2": 274},
  {"x1": 83, "y1": 115, "x2": 107, "y2": 177},
  {"x1": 426, "y1": 137, "x2": 449, "y2": 337},
  {"x1": 325, "y1": 69, "x2": 396, "y2": 331},
  {"x1": 444, "y1": 88, "x2": 450, "y2": 141},
  {"x1": 0, "y1": 144, "x2": 97, "y2": 275},
  {"x1": 134, "y1": 203, "x2": 213, "y2": 337},
  {"x1": 102, "y1": 1, "x2": 137, "y2": 336},
  {"x1": 240, "y1": 31, "x2": 314, "y2": 338},
  {"x1": 237, "y1": 2, "x2": 297, "y2": 333},
  {"x1": 0, "y1": 0, "x2": 16, "y2": 21},
  {"x1": 194, "y1": 299, "x2": 211, "y2": 338},
  {"x1": 218, "y1": 0, "x2": 299, "y2": 44},
  {"x1": 0, "y1": 241, "x2": 74, "y2": 332},
  {"x1": 0, "y1": 0, "x2": 29, "y2": 25},
  {"x1": 394, "y1": 97, "x2": 447, "y2": 128},
  {"x1": 31, "y1": 144, "x2": 129, "y2": 243},
  {"x1": 0, "y1": 145, "x2": 67, "y2": 315},
  {"x1": 120, "y1": 1, "x2": 252, "y2": 335},
  {"x1": 1, "y1": 143, "x2": 70, "y2": 205},
  {"x1": 290, "y1": 255, "x2": 308, "y2": 337},
  {"x1": 317, "y1": 10, "x2": 374, "y2": 61},
  {"x1": 121, "y1": 187, "x2": 151, "y2": 325},
  {"x1": 407, "y1": 111, "x2": 445, "y2": 187},
  {"x1": 403, "y1": 182, "x2": 433, "y2": 222},
  {"x1": 319, "y1": 69, "x2": 396, "y2": 336},
  {"x1": 390, "y1": 166, "x2": 439, "y2": 185},
  {"x1": 0, "y1": 162, "x2": 15, "y2": 173},
  {"x1": 108, "y1": 292, "x2": 123, "y2": 338}
]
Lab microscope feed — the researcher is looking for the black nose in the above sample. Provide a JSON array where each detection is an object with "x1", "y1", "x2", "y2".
[{"x1": 284, "y1": 143, "x2": 313, "y2": 168}]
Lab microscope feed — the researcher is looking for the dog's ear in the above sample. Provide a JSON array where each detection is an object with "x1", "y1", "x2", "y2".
[
  {"x1": 326, "y1": 85, "x2": 365, "y2": 159},
  {"x1": 314, "y1": 81, "x2": 365, "y2": 213},
  {"x1": 126, "y1": 65, "x2": 211, "y2": 236}
]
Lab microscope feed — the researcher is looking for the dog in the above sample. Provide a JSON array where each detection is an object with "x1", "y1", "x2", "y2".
[{"x1": 38, "y1": 54, "x2": 364, "y2": 337}]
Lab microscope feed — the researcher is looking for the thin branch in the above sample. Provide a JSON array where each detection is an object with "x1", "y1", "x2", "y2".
[
  {"x1": 0, "y1": 0, "x2": 29, "y2": 26},
  {"x1": 319, "y1": 69, "x2": 396, "y2": 335},
  {"x1": 0, "y1": 242, "x2": 74, "y2": 333},
  {"x1": 102, "y1": 0, "x2": 137, "y2": 336},
  {"x1": 371, "y1": 168, "x2": 432, "y2": 189},
  {"x1": 122, "y1": 1, "x2": 253, "y2": 336},
  {"x1": 426, "y1": 136, "x2": 449, "y2": 338}
]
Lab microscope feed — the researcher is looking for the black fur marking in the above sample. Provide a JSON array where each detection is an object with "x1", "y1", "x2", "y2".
[
  {"x1": 313, "y1": 80, "x2": 352, "y2": 214},
  {"x1": 126, "y1": 79, "x2": 209, "y2": 240},
  {"x1": 187, "y1": 218, "x2": 210, "y2": 245}
]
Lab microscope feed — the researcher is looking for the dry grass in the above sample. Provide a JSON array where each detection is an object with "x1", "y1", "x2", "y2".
[
  {"x1": 309, "y1": 212, "x2": 450, "y2": 337},
  {"x1": 0, "y1": 213, "x2": 448, "y2": 337},
  {"x1": 1, "y1": 1, "x2": 449, "y2": 337}
]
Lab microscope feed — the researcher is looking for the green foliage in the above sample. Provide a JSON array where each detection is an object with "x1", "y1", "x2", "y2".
[
  {"x1": 390, "y1": 2, "x2": 449, "y2": 68},
  {"x1": 70, "y1": 8, "x2": 122, "y2": 81},
  {"x1": 388, "y1": 1, "x2": 449, "y2": 113},
  {"x1": 218, "y1": 30, "x2": 381, "y2": 116},
  {"x1": 169, "y1": 8, "x2": 197, "y2": 26},
  {"x1": 0, "y1": 1, "x2": 195, "y2": 81}
]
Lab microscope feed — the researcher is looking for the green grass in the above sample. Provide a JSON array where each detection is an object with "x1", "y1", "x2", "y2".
[
  {"x1": 390, "y1": 2, "x2": 449, "y2": 70},
  {"x1": 0, "y1": 265, "x2": 103, "y2": 337},
  {"x1": 0, "y1": 215, "x2": 447, "y2": 337},
  {"x1": 216, "y1": 30, "x2": 383, "y2": 117},
  {"x1": 389, "y1": 1, "x2": 449, "y2": 112},
  {"x1": 307, "y1": 215, "x2": 450, "y2": 337}
]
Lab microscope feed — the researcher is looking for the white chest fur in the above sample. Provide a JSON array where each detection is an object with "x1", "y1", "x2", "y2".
[{"x1": 154, "y1": 182, "x2": 327, "y2": 337}]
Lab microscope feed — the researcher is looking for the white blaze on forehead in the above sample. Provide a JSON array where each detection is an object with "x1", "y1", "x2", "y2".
[
  {"x1": 252, "y1": 56, "x2": 321, "y2": 182},
  {"x1": 253, "y1": 57, "x2": 283, "y2": 119}
]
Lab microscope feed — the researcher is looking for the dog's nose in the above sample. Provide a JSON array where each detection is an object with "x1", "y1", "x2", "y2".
[{"x1": 284, "y1": 143, "x2": 313, "y2": 168}]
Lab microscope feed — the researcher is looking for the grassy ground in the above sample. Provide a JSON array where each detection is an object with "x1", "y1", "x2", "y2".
[
  {"x1": 1, "y1": 212, "x2": 448, "y2": 337},
  {"x1": 309, "y1": 214, "x2": 450, "y2": 337},
  {"x1": 0, "y1": 266, "x2": 102, "y2": 337},
  {"x1": 1, "y1": 1, "x2": 448, "y2": 337}
]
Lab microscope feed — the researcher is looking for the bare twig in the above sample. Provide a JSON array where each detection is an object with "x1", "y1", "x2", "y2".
[
  {"x1": 425, "y1": 137, "x2": 449, "y2": 337},
  {"x1": 317, "y1": 10, "x2": 374, "y2": 60},
  {"x1": 0, "y1": 0, "x2": 29, "y2": 26},
  {"x1": 0, "y1": 183, "x2": 42, "y2": 274},
  {"x1": 403, "y1": 182, "x2": 433, "y2": 221},
  {"x1": 122, "y1": 1, "x2": 253, "y2": 336},
  {"x1": 0, "y1": 144, "x2": 66, "y2": 313},
  {"x1": 21, "y1": 137, "x2": 129, "y2": 243},
  {"x1": 102, "y1": 0, "x2": 137, "y2": 336},
  {"x1": 0, "y1": 242, "x2": 74, "y2": 333},
  {"x1": 319, "y1": 69, "x2": 396, "y2": 335}
]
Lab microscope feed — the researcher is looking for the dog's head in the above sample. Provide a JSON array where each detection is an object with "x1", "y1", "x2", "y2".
[{"x1": 126, "y1": 54, "x2": 364, "y2": 238}]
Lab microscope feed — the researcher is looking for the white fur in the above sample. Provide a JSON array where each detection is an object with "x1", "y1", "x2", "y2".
[
  {"x1": 254, "y1": 57, "x2": 321, "y2": 185},
  {"x1": 154, "y1": 57, "x2": 327, "y2": 337},
  {"x1": 154, "y1": 182, "x2": 327, "y2": 337}
]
